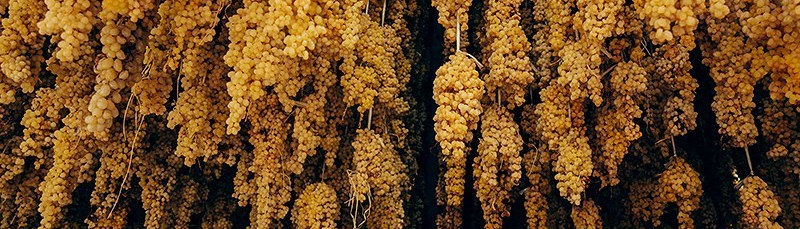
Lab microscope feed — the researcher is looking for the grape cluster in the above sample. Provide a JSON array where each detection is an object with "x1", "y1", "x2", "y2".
[
  {"x1": 634, "y1": 0, "x2": 705, "y2": 48},
  {"x1": 37, "y1": 0, "x2": 97, "y2": 63},
  {"x1": 86, "y1": 4, "x2": 137, "y2": 140},
  {"x1": 571, "y1": 199, "x2": 603, "y2": 229},
  {"x1": 136, "y1": 130, "x2": 181, "y2": 229},
  {"x1": 167, "y1": 43, "x2": 230, "y2": 166},
  {"x1": 85, "y1": 124, "x2": 141, "y2": 228},
  {"x1": 292, "y1": 183, "x2": 339, "y2": 229},
  {"x1": 351, "y1": 129, "x2": 408, "y2": 229},
  {"x1": 738, "y1": 176, "x2": 783, "y2": 229},
  {"x1": 433, "y1": 52, "x2": 484, "y2": 228},
  {"x1": 521, "y1": 103, "x2": 551, "y2": 228},
  {"x1": 431, "y1": 0, "x2": 472, "y2": 51},
  {"x1": 643, "y1": 44, "x2": 698, "y2": 139},
  {"x1": 482, "y1": 0, "x2": 534, "y2": 108},
  {"x1": 0, "y1": 0, "x2": 46, "y2": 105},
  {"x1": 340, "y1": 15, "x2": 400, "y2": 114},
  {"x1": 223, "y1": 0, "x2": 316, "y2": 133},
  {"x1": 653, "y1": 157, "x2": 703, "y2": 229},
  {"x1": 242, "y1": 96, "x2": 294, "y2": 229},
  {"x1": 474, "y1": 106, "x2": 523, "y2": 228},
  {"x1": 37, "y1": 112, "x2": 98, "y2": 229},
  {"x1": 595, "y1": 61, "x2": 647, "y2": 187},
  {"x1": 701, "y1": 8, "x2": 770, "y2": 149}
]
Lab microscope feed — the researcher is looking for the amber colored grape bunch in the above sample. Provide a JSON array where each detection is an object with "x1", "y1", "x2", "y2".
[
  {"x1": 433, "y1": 52, "x2": 484, "y2": 228},
  {"x1": 738, "y1": 176, "x2": 783, "y2": 229},
  {"x1": 705, "y1": 33, "x2": 767, "y2": 148},
  {"x1": 431, "y1": 0, "x2": 472, "y2": 51},
  {"x1": 652, "y1": 157, "x2": 703, "y2": 229},
  {"x1": 595, "y1": 61, "x2": 647, "y2": 187},
  {"x1": 535, "y1": 65, "x2": 594, "y2": 205},
  {"x1": 474, "y1": 106, "x2": 523, "y2": 229},
  {"x1": 351, "y1": 129, "x2": 408, "y2": 229},
  {"x1": 521, "y1": 105, "x2": 550, "y2": 229},
  {"x1": 0, "y1": 0, "x2": 46, "y2": 105},
  {"x1": 292, "y1": 183, "x2": 340, "y2": 229},
  {"x1": 571, "y1": 199, "x2": 603, "y2": 229}
]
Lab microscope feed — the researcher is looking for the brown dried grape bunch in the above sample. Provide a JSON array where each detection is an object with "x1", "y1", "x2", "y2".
[
  {"x1": 572, "y1": 0, "x2": 624, "y2": 43},
  {"x1": 167, "y1": 43, "x2": 230, "y2": 166},
  {"x1": 480, "y1": 0, "x2": 534, "y2": 108},
  {"x1": 644, "y1": 44, "x2": 698, "y2": 138},
  {"x1": 85, "y1": 124, "x2": 143, "y2": 228},
  {"x1": 571, "y1": 199, "x2": 603, "y2": 229},
  {"x1": 18, "y1": 89, "x2": 62, "y2": 169},
  {"x1": 627, "y1": 178, "x2": 659, "y2": 225},
  {"x1": 595, "y1": 61, "x2": 647, "y2": 187},
  {"x1": 224, "y1": 0, "x2": 342, "y2": 133},
  {"x1": 37, "y1": 111, "x2": 98, "y2": 229},
  {"x1": 768, "y1": 52, "x2": 800, "y2": 109},
  {"x1": 543, "y1": 0, "x2": 575, "y2": 52},
  {"x1": 292, "y1": 183, "x2": 339, "y2": 229},
  {"x1": 137, "y1": 131, "x2": 181, "y2": 229},
  {"x1": 0, "y1": 136, "x2": 25, "y2": 195},
  {"x1": 735, "y1": 0, "x2": 800, "y2": 110},
  {"x1": 290, "y1": 57, "x2": 338, "y2": 175},
  {"x1": 233, "y1": 95, "x2": 293, "y2": 229},
  {"x1": 758, "y1": 97, "x2": 799, "y2": 159},
  {"x1": 738, "y1": 176, "x2": 784, "y2": 229},
  {"x1": 433, "y1": 52, "x2": 484, "y2": 228},
  {"x1": 474, "y1": 106, "x2": 523, "y2": 229},
  {"x1": 652, "y1": 157, "x2": 703, "y2": 229},
  {"x1": 350, "y1": 129, "x2": 381, "y2": 202}
]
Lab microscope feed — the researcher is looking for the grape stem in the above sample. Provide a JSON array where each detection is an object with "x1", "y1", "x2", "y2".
[
  {"x1": 600, "y1": 47, "x2": 612, "y2": 59},
  {"x1": 744, "y1": 147, "x2": 754, "y2": 176},
  {"x1": 601, "y1": 63, "x2": 617, "y2": 77},
  {"x1": 671, "y1": 137, "x2": 676, "y2": 158},
  {"x1": 496, "y1": 90, "x2": 501, "y2": 108},
  {"x1": 367, "y1": 107, "x2": 373, "y2": 130},
  {"x1": 109, "y1": 111, "x2": 145, "y2": 219},
  {"x1": 454, "y1": 12, "x2": 483, "y2": 69},
  {"x1": 456, "y1": 13, "x2": 461, "y2": 52},
  {"x1": 381, "y1": 0, "x2": 387, "y2": 26},
  {"x1": 463, "y1": 52, "x2": 484, "y2": 69}
]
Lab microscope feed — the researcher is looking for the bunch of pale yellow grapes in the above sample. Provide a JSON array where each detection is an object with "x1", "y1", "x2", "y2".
[{"x1": 1, "y1": 0, "x2": 799, "y2": 228}]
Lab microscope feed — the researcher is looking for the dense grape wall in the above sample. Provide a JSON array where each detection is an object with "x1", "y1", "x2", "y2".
[{"x1": 0, "y1": 0, "x2": 798, "y2": 228}]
